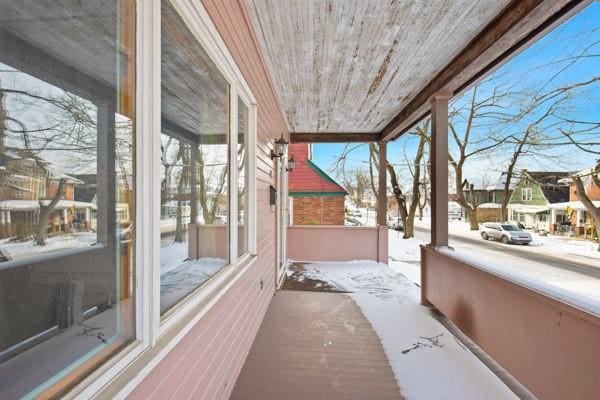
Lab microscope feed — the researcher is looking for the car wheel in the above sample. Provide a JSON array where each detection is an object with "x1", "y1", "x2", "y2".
[
  {"x1": 501, "y1": 236, "x2": 510, "y2": 244},
  {"x1": 481, "y1": 232, "x2": 489, "y2": 240}
]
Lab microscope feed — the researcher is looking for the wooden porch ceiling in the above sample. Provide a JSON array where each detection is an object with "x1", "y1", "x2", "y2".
[{"x1": 248, "y1": 0, "x2": 589, "y2": 143}]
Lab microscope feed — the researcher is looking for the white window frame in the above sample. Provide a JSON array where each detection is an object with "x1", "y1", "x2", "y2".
[
  {"x1": 68, "y1": 0, "x2": 259, "y2": 397},
  {"x1": 522, "y1": 187, "x2": 533, "y2": 202},
  {"x1": 158, "y1": 0, "x2": 258, "y2": 334}
]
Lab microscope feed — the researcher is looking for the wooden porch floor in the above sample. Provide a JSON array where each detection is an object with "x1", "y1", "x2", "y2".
[{"x1": 230, "y1": 290, "x2": 403, "y2": 400}]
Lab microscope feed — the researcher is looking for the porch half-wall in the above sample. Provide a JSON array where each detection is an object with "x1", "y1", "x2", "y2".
[
  {"x1": 421, "y1": 245, "x2": 600, "y2": 400},
  {"x1": 128, "y1": 0, "x2": 288, "y2": 398},
  {"x1": 288, "y1": 225, "x2": 388, "y2": 264}
]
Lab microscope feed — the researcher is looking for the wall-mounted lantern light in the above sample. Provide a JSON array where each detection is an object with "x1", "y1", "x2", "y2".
[
  {"x1": 286, "y1": 155, "x2": 296, "y2": 172},
  {"x1": 270, "y1": 134, "x2": 289, "y2": 160}
]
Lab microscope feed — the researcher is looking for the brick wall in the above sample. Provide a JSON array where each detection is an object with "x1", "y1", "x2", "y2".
[
  {"x1": 570, "y1": 181, "x2": 600, "y2": 201},
  {"x1": 292, "y1": 196, "x2": 345, "y2": 225}
]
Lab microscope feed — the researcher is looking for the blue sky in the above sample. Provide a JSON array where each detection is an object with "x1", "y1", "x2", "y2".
[{"x1": 311, "y1": 2, "x2": 600, "y2": 187}]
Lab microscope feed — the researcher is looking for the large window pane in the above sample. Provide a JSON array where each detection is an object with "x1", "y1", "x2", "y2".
[
  {"x1": 0, "y1": 1, "x2": 135, "y2": 398},
  {"x1": 160, "y1": 1, "x2": 230, "y2": 314},
  {"x1": 238, "y1": 99, "x2": 249, "y2": 257}
]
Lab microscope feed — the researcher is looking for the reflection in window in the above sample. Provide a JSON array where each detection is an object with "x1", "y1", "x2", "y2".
[
  {"x1": 0, "y1": 0, "x2": 135, "y2": 398},
  {"x1": 160, "y1": 1, "x2": 230, "y2": 314},
  {"x1": 238, "y1": 99, "x2": 249, "y2": 257}
]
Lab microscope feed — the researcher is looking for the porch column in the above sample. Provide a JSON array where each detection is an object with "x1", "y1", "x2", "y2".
[
  {"x1": 377, "y1": 141, "x2": 387, "y2": 226},
  {"x1": 550, "y1": 208, "x2": 557, "y2": 234},
  {"x1": 190, "y1": 143, "x2": 198, "y2": 224},
  {"x1": 96, "y1": 100, "x2": 116, "y2": 247},
  {"x1": 430, "y1": 91, "x2": 451, "y2": 247}
]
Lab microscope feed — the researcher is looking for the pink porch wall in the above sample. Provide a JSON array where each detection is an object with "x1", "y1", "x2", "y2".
[
  {"x1": 129, "y1": 0, "x2": 288, "y2": 399},
  {"x1": 421, "y1": 246, "x2": 600, "y2": 400},
  {"x1": 287, "y1": 226, "x2": 388, "y2": 263},
  {"x1": 188, "y1": 224, "x2": 246, "y2": 260}
]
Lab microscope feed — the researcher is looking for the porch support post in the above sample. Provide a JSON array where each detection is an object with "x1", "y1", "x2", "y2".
[
  {"x1": 190, "y1": 143, "x2": 198, "y2": 224},
  {"x1": 377, "y1": 141, "x2": 388, "y2": 226},
  {"x1": 430, "y1": 91, "x2": 451, "y2": 247},
  {"x1": 96, "y1": 100, "x2": 116, "y2": 247}
]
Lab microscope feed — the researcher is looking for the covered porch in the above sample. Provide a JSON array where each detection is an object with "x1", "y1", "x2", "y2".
[
  {"x1": 234, "y1": 0, "x2": 600, "y2": 399},
  {"x1": 231, "y1": 259, "x2": 524, "y2": 400}
]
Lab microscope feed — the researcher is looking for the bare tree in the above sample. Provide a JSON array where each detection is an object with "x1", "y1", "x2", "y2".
[
  {"x1": 448, "y1": 84, "x2": 512, "y2": 230},
  {"x1": 384, "y1": 119, "x2": 429, "y2": 238},
  {"x1": 174, "y1": 142, "x2": 190, "y2": 242},
  {"x1": 345, "y1": 169, "x2": 369, "y2": 209},
  {"x1": 35, "y1": 178, "x2": 66, "y2": 245},
  {"x1": 573, "y1": 163, "x2": 600, "y2": 251},
  {"x1": 197, "y1": 145, "x2": 228, "y2": 225}
]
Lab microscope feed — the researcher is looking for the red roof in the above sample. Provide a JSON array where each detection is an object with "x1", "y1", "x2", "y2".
[{"x1": 288, "y1": 143, "x2": 346, "y2": 195}]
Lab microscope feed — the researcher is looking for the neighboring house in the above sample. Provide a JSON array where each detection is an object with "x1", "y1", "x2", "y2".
[
  {"x1": 507, "y1": 170, "x2": 570, "y2": 231},
  {"x1": 288, "y1": 143, "x2": 347, "y2": 225},
  {"x1": 548, "y1": 167, "x2": 600, "y2": 237},
  {"x1": 465, "y1": 172, "x2": 516, "y2": 222},
  {"x1": 0, "y1": 152, "x2": 95, "y2": 238}
]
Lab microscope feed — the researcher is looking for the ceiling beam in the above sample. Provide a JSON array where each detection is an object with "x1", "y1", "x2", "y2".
[
  {"x1": 380, "y1": 0, "x2": 589, "y2": 142},
  {"x1": 291, "y1": 132, "x2": 379, "y2": 143},
  {"x1": 0, "y1": 28, "x2": 114, "y2": 103}
]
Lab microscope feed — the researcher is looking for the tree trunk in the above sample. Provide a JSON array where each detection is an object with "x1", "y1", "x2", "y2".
[
  {"x1": 403, "y1": 216, "x2": 414, "y2": 239},
  {"x1": 451, "y1": 162, "x2": 480, "y2": 230},
  {"x1": 574, "y1": 172, "x2": 600, "y2": 251},
  {"x1": 0, "y1": 79, "x2": 6, "y2": 156},
  {"x1": 174, "y1": 144, "x2": 190, "y2": 242},
  {"x1": 35, "y1": 178, "x2": 66, "y2": 246},
  {"x1": 387, "y1": 164, "x2": 409, "y2": 237},
  {"x1": 467, "y1": 208, "x2": 479, "y2": 230},
  {"x1": 368, "y1": 143, "x2": 379, "y2": 204}
]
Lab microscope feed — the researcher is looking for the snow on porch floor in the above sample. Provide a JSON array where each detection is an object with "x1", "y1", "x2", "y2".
[{"x1": 232, "y1": 261, "x2": 518, "y2": 400}]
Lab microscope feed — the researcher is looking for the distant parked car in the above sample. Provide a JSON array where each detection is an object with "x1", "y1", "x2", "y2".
[{"x1": 480, "y1": 223, "x2": 532, "y2": 245}]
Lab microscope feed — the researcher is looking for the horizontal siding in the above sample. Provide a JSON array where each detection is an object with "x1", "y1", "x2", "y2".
[{"x1": 128, "y1": 0, "x2": 287, "y2": 399}]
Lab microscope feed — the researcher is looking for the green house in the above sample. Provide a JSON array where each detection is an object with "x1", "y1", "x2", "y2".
[{"x1": 507, "y1": 171, "x2": 570, "y2": 231}]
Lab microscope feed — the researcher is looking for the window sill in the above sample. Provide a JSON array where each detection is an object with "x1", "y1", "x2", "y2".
[{"x1": 84, "y1": 254, "x2": 259, "y2": 399}]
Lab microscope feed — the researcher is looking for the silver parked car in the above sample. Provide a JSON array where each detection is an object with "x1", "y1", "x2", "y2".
[{"x1": 480, "y1": 223, "x2": 532, "y2": 245}]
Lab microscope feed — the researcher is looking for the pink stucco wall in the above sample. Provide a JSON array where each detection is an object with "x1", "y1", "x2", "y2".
[
  {"x1": 421, "y1": 245, "x2": 600, "y2": 400},
  {"x1": 287, "y1": 225, "x2": 388, "y2": 263},
  {"x1": 128, "y1": 0, "x2": 288, "y2": 398}
]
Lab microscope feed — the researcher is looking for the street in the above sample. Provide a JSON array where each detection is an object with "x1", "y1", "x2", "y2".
[{"x1": 413, "y1": 225, "x2": 600, "y2": 279}]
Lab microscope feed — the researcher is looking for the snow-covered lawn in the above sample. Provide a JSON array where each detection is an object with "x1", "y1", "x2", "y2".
[
  {"x1": 406, "y1": 219, "x2": 600, "y2": 315},
  {"x1": 419, "y1": 217, "x2": 600, "y2": 260},
  {"x1": 0, "y1": 232, "x2": 97, "y2": 262},
  {"x1": 289, "y1": 261, "x2": 517, "y2": 399},
  {"x1": 388, "y1": 231, "x2": 424, "y2": 286},
  {"x1": 160, "y1": 241, "x2": 225, "y2": 312},
  {"x1": 527, "y1": 233, "x2": 600, "y2": 259}
]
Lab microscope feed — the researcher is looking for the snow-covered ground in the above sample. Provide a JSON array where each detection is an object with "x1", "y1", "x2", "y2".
[
  {"x1": 295, "y1": 261, "x2": 420, "y2": 304},
  {"x1": 406, "y1": 219, "x2": 600, "y2": 315},
  {"x1": 289, "y1": 261, "x2": 517, "y2": 399},
  {"x1": 423, "y1": 217, "x2": 600, "y2": 260},
  {"x1": 355, "y1": 294, "x2": 517, "y2": 400},
  {"x1": 390, "y1": 222, "x2": 600, "y2": 315},
  {"x1": 0, "y1": 232, "x2": 97, "y2": 262},
  {"x1": 387, "y1": 231, "x2": 424, "y2": 286},
  {"x1": 160, "y1": 241, "x2": 225, "y2": 312}
]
